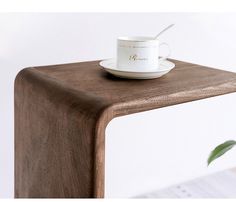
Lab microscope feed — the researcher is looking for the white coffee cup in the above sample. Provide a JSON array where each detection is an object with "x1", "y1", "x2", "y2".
[{"x1": 117, "y1": 36, "x2": 170, "y2": 71}]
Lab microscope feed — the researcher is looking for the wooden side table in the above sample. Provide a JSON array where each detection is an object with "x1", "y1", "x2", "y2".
[{"x1": 15, "y1": 59, "x2": 236, "y2": 198}]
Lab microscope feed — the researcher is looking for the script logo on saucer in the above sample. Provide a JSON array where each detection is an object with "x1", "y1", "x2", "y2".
[{"x1": 129, "y1": 54, "x2": 148, "y2": 61}]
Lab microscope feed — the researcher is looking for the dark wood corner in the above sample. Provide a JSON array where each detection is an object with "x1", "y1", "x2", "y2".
[{"x1": 15, "y1": 59, "x2": 236, "y2": 198}]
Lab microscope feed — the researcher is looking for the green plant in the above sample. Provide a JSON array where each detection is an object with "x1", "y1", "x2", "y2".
[{"x1": 208, "y1": 140, "x2": 236, "y2": 165}]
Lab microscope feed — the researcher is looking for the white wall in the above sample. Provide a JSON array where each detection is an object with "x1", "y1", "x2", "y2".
[
  {"x1": 1, "y1": 13, "x2": 236, "y2": 198},
  {"x1": 105, "y1": 93, "x2": 236, "y2": 197}
]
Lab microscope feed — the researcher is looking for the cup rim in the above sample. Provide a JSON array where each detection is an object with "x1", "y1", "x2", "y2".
[{"x1": 118, "y1": 36, "x2": 157, "y2": 42}]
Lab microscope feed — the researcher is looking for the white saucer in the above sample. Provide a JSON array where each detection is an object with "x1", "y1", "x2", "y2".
[{"x1": 99, "y1": 58, "x2": 175, "y2": 79}]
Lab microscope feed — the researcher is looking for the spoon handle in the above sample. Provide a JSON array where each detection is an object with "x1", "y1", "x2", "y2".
[{"x1": 154, "y1": 23, "x2": 175, "y2": 39}]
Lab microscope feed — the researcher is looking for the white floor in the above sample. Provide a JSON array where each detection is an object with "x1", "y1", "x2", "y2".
[{"x1": 136, "y1": 169, "x2": 236, "y2": 198}]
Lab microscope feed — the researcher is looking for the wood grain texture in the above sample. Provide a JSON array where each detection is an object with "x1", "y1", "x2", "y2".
[{"x1": 15, "y1": 59, "x2": 236, "y2": 198}]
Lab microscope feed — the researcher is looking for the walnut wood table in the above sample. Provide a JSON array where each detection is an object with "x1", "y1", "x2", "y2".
[{"x1": 15, "y1": 59, "x2": 236, "y2": 198}]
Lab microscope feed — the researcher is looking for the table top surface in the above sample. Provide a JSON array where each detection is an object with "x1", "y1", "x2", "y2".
[{"x1": 31, "y1": 59, "x2": 236, "y2": 117}]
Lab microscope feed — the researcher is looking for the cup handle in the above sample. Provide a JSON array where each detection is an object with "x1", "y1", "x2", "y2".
[{"x1": 159, "y1": 42, "x2": 171, "y2": 61}]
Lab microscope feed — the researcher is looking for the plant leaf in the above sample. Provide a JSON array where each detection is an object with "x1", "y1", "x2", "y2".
[{"x1": 208, "y1": 140, "x2": 236, "y2": 166}]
